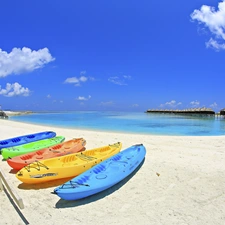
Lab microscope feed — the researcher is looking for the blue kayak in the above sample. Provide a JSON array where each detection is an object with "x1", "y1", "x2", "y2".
[
  {"x1": 0, "y1": 131, "x2": 56, "y2": 150},
  {"x1": 54, "y1": 144, "x2": 146, "y2": 201}
]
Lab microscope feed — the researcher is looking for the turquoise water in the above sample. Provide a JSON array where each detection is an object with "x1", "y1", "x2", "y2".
[{"x1": 9, "y1": 111, "x2": 225, "y2": 136}]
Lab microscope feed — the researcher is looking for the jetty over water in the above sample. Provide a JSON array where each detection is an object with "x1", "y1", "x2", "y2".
[
  {"x1": 145, "y1": 107, "x2": 216, "y2": 115},
  {"x1": 220, "y1": 108, "x2": 225, "y2": 115}
]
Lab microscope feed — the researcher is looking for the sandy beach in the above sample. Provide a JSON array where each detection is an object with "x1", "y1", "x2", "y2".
[{"x1": 0, "y1": 119, "x2": 225, "y2": 225}]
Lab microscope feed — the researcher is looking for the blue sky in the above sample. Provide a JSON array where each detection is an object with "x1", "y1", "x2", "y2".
[{"x1": 0, "y1": 0, "x2": 224, "y2": 112}]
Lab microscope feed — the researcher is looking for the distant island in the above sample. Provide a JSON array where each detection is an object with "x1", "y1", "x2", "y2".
[
  {"x1": 0, "y1": 110, "x2": 8, "y2": 119},
  {"x1": 0, "y1": 110, "x2": 33, "y2": 119}
]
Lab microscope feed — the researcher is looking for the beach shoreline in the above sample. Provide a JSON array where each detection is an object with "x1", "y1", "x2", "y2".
[
  {"x1": 0, "y1": 119, "x2": 225, "y2": 225},
  {"x1": 5, "y1": 110, "x2": 225, "y2": 137}
]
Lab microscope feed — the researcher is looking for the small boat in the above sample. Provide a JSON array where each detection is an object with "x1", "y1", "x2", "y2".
[
  {"x1": 54, "y1": 144, "x2": 146, "y2": 200},
  {"x1": 0, "y1": 131, "x2": 56, "y2": 150},
  {"x1": 16, "y1": 142, "x2": 122, "y2": 184},
  {"x1": 1, "y1": 136, "x2": 65, "y2": 160},
  {"x1": 7, "y1": 138, "x2": 86, "y2": 170}
]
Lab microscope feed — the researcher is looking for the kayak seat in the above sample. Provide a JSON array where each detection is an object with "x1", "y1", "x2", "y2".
[
  {"x1": 27, "y1": 135, "x2": 35, "y2": 139},
  {"x1": 12, "y1": 138, "x2": 21, "y2": 142}
]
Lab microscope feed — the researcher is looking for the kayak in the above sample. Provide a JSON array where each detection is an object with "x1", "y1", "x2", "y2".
[
  {"x1": 1, "y1": 136, "x2": 65, "y2": 160},
  {"x1": 16, "y1": 142, "x2": 122, "y2": 184},
  {"x1": 7, "y1": 138, "x2": 86, "y2": 170},
  {"x1": 0, "y1": 131, "x2": 56, "y2": 150},
  {"x1": 54, "y1": 144, "x2": 146, "y2": 200}
]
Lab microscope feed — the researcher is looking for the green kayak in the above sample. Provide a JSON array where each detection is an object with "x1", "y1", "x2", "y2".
[{"x1": 1, "y1": 136, "x2": 65, "y2": 160}]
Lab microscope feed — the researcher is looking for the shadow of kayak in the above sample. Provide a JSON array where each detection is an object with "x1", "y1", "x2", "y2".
[
  {"x1": 54, "y1": 158, "x2": 145, "y2": 208},
  {"x1": 17, "y1": 177, "x2": 73, "y2": 190}
]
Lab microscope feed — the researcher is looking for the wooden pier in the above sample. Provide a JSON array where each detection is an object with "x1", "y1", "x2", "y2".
[
  {"x1": 220, "y1": 108, "x2": 225, "y2": 115},
  {"x1": 145, "y1": 107, "x2": 216, "y2": 115}
]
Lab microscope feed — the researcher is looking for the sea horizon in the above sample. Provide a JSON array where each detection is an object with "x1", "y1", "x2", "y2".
[{"x1": 8, "y1": 110, "x2": 225, "y2": 136}]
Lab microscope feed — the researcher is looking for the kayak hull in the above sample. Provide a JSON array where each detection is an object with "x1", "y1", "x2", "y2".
[
  {"x1": 54, "y1": 144, "x2": 146, "y2": 200},
  {"x1": 0, "y1": 131, "x2": 56, "y2": 150}
]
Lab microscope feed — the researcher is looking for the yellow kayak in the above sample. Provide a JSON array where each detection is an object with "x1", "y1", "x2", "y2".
[{"x1": 16, "y1": 142, "x2": 122, "y2": 184}]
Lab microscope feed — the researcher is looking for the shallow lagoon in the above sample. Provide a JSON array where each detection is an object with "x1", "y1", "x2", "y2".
[{"x1": 9, "y1": 111, "x2": 225, "y2": 136}]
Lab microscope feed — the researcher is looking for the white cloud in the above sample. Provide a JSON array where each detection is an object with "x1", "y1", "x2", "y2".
[
  {"x1": 191, "y1": 1, "x2": 225, "y2": 50},
  {"x1": 64, "y1": 71, "x2": 95, "y2": 86},
  {"x1": 0, "y1": 82, "x2": 31, "y2": 97},
  {"x1": 47, "y1": 94, "x2": 51, "y2": 98},
  {"x1": 210, "y1": 102, "x2": 218, "y2": 108},
  {"x1": 79, "y1": 76, "x2": 88, "y2": 82},
  {"x1": 89, "y1": 76, "x2": 96, "y2": 81},
  {"x1": 108, "y1": 76, "x2": 122, "y2": 85},
  {"x1": 206, "y1": 38, "x2": 225, "y2": 50},
  {"x1": 190, "y1": 100, "x2": 200, "y2": 107},
  {"x1": 123, "y1": 75, "x2": 132, "y2": 79},
  {"x1": 52, "y1": 99, "x2": 63, "y2": 103},
  {"x1": 64, "y1": 77, "x2": 79, "y2": 83},
  {"x1": 99, "y1": 101, "x2": 114, "y2": 106},
  {"x1": 108, "y1": 75, "x2": 132, "y2": 85},
  {"x1": 0, "y1": 47, "x2": 55, "y2": 77},
  {"x1": 64, "y1": 77, "x2": 81, "y2": 86},
  {"x1": 132, "y1": 104, "x2": 139, "y2": 108},
  {"x1": 76, "y1": 95, "x2": 91, "y2": 101},
  {"x1": 160, "y1": 100, "x2": 182, "y2": 108}
]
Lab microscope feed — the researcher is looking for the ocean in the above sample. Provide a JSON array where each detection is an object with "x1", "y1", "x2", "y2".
[{"x1": 9, "y1": 111, "x2": 225, "y2": 136}]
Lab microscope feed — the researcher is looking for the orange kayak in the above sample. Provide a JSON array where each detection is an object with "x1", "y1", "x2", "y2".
[{"x1": 7, "y1": 138, "x2": 86, "y2": 170}]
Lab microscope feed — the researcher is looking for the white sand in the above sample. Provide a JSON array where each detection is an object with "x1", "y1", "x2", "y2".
[{"x1": 0, "y1": 119, "x2": 225, "y2": 225}]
